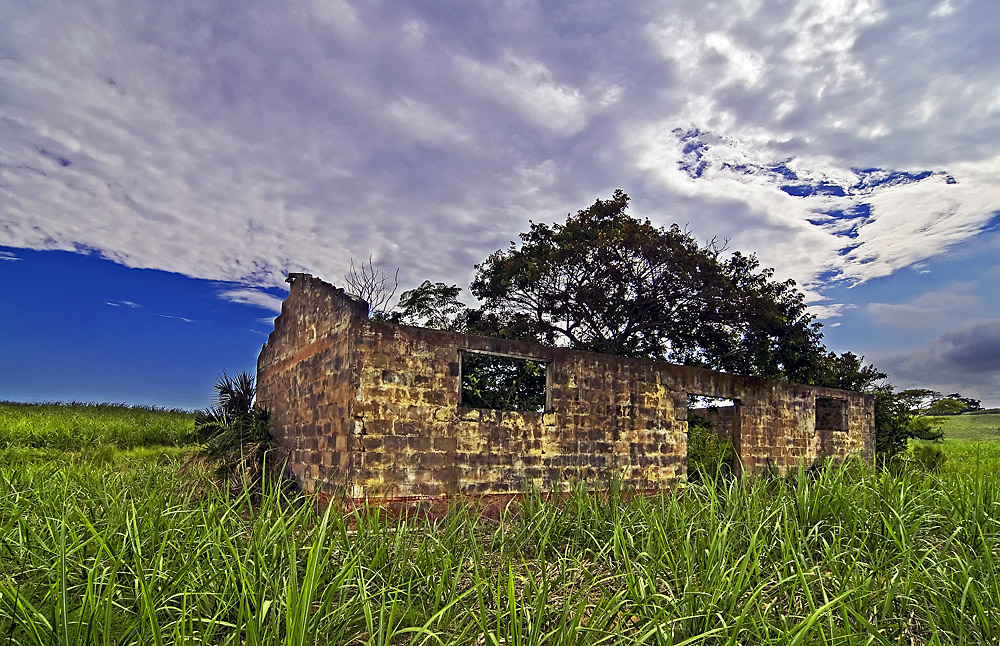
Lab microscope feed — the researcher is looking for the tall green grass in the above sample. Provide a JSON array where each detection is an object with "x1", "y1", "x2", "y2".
[
  {"x1": 3, "y1": 458, "x2": 997, "y2": 644},
  {"x1": 2, "y1": 402, "x2": 998, "y2": 644}
]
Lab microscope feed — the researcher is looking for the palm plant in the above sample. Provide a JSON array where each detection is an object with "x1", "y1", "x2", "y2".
[{"x1": 195, "y1": 372, "x2": 285, "y2": 495}]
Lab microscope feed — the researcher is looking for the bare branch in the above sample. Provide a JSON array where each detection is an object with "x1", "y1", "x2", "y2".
[{"x1": 344, "y1": 255, "x2": 399, "y2": 318}]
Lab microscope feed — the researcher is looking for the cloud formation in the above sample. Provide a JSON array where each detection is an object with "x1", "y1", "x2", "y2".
[
  {"x1": 886, "y1": 319, "x2": 1000, "y2": 403},
  {"x1": 1, "y1": 0, "x2": 999, "y2": 314},
  {"x1": 216, "y1": 288, "x2": 284, "y2": 314},
  {"x1": 868, "y1": 289, "x2": 980, "y2": 330}
]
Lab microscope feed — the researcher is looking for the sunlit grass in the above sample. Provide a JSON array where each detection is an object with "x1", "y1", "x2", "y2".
[
  {"x1": 1, "y1": 403, "x2": 998, "y2": 644},
  {"x1": 0, "y1": 401, "x2": 195, "y2": 450},
  {"x1": 938, "y1": 411, "x2": 1000, "y2": 444}
]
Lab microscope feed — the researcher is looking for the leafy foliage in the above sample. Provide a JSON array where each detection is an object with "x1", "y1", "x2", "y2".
[
  {"x1": 686, "y1": 413, "x2": 735, "y2": 482},
  {"x1": 926, "y1": 397, "x2": 969, "y2": 416},
  {"x1": 460, "y1": 352, "x2": 547, "y2": 412},
  {"x1": 390, "y1": 280, "x2": 469, "y2": 331},
  {"x1": 376, "y1": 191, "x2": 957, "y2": 462},
  {"x1": 909, "y1": 443, "x2": 948, "y2": 471},
  {"x1": 948, "y1": 393, "x2": 984, "y2": 412},
  {"x1": 898, "y1": 389, "x2": 983, "y2": 415},
  {"x1": 195, "y1": 372, "x2": 284, "y2": 493},
  {"x1": 470, "y1": 190, "x2": 824, "y2": 382}
]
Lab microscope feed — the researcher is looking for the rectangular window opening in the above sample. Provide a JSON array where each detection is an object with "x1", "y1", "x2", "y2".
[
  {"x1": 459, "y1": 350, "x2": 547, "y2": 412},
  {"x1": 815, "y1": 397, "x2": 848, "y2": 431}
]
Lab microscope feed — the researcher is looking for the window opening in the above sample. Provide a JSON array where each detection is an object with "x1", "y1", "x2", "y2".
[
  {"x1": 460, "y1": 351, "x2": 547, "y2": 412},
  {"x1": 815, "y1": 397, "x2": 848, "y2": 431}
]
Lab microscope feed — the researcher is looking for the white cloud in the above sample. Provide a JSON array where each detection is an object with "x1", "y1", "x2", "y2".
[
  {"x1": 455, "y1": 53, "x2": 588, "y2": 135},
  {"x1": 0, "y1": 251, "x2": 20, "y2": 261},
  {"x1": 0, "y1": 0, "x2": 999, "y2": 329},
  {"x1": 386, "y1": 98, "x2": 471, "y2": 146},
  {"x1": 308, "y1": 0, "x2": 362, "y2": 41},
  {"x1": 807, "y1": 302, "x2": 848, "y2": 320},
  {"x1": 626, "y1": 128, "x2": 1000, "y2": 288},
  {"x1": 218, "y1": 288, "x2": 285, "y2": 313},
  {"x1": 842, "y1": 164, "x2": 1000, "y2": 282},
  {"x1": 219, "y1": 288, "x2": 284, "y2": 313},
  {"x1": 155, "y1": 313, "x2": 196, "y2": 323},
  {"x1": 106, "y1": 300, "x2": 141, "y2": 308}
]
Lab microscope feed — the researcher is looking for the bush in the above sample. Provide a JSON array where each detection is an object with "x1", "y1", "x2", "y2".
[
  {"x1": 687, "y1": 413, "x2": 735, "y2": 482},
  {"x1": 195, "y1": 372, "x2": 291, "y2": 496},
  {"x1": 910, "y1": 443, "x2": 948, "y2": 472}
]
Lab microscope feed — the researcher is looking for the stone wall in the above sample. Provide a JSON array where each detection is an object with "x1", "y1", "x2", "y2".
[
  {"x1": 255, "y1": 274, "x2": 366, "y2": 488},
  {"x1": 257, "y1": 274, "x2": 874, "y2": 497}
]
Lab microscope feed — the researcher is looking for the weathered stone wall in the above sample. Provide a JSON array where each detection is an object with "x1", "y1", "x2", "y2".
[
  {"x1": 348, "y1": 326, "x2": 688, "y2": 497},
  {"x1": 256, "y1": 274, "x2": 366, "y2": 488},
  {"x1": 257, "y1": 274, "x2": 874, "y2": 497}
]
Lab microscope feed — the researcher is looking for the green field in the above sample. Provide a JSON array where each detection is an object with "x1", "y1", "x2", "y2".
[
  {"x1": 1, "y1": 403, "x2": 998, "y2": 644},
  {"x1": 937, "y1": 410, "x2": 1000, "y2": 444},
  {"x1": 0, "y1": 401, "x2": 196, "y2": 450}
]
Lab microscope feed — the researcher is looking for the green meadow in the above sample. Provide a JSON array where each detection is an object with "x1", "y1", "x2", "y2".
[
  {"x1": 937, "y1": 410, "x2": 1000, "y2": 444},
  {"x1": 1, "y1": 403, "x2": 998, "y2": 645}
]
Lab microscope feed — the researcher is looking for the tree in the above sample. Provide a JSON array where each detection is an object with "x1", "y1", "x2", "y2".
[
  {"x1": 897, "y1": 389, "x2": 941, "y2": 413},
  {"x1": 390, "y1": 280, "x2": 468, "y2": 331},
  {"x1": 944, "y1": 393, "x2": 982, "y2": 413},
  {"x1": 460, "y1": 352, "x2": 547, "y2": 412},
  {"x1": 471, "y1": 190, "x2": 825, "y2": 381},
  {"x1": 896, "y1": 389, "x2": 981, "y2": 415},
  {"x1": 808, "y1": 351, "x2": 887, "y2": 392},
  {"x1": 372, "y1": 190, "x2": 942, "y2": 461},
  {"x1": 925, "y1": 398, "x2": 968, "y2": 416}
]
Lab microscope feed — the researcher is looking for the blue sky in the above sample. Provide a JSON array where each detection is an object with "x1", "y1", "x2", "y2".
[{"x1": 2, "y1": 0, "x2": 1000, "y2": 409}]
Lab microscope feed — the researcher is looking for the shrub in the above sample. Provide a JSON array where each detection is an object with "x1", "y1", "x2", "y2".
[
  {"x1": 910, "y1": 443, "x2": 948, "y2": 472},
  {"x1": 195, "y1": 372, "x2": 291, "y2": 496},
  {"x1": 687, "y1": 413, "x2": 735, "y2": 482}
]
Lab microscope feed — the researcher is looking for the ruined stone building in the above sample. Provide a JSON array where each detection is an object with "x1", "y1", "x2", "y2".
[{"x1": 256, "y1": 273, "x2": 874, "y2": 498}]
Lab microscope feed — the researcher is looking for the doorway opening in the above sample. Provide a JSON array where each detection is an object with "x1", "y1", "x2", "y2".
[{"x1": 687, "y1": 395, "x2": 740, "y2": 482}]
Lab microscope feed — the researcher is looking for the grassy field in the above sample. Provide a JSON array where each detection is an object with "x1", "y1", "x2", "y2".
[
  {"x1": 0, "y1": 401, "x2": 196, "y2": 450},
  {"x1": 1, "y1": 403, "x2": 998, "y2": 644},
  {"x1": 937, "y1": 410, "x2": 1000, "y2": 444}
]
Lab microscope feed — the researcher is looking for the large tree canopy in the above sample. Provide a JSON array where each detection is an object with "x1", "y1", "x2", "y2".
[{"x1": 470, "y1": 190, "x2": 824, "y2": 382}]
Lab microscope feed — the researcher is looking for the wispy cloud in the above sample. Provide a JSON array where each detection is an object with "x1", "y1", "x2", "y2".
[
  {"x1": 868, "y1": 289, "x2": 980, "y2": 329},
  {"x1": 155, "y1": 313, "x2": 196, "y2": 324},
  {"x1": 106, "y1": 300, "x2": 141, "y2": 308},
  {"x1": 454, "y1": 53, "x2": 590, "y2": 135},
  {"x1": 0, "y1": 251, "x2": 21, "y2": 262},
  {"x1": 218, "y1": 288, "x2": 284, "y2": 313}
]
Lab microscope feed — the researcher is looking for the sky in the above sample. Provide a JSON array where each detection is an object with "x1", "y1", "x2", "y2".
[{"x1": 2, "y1": 0, "x2": 999, "y2": 410}]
